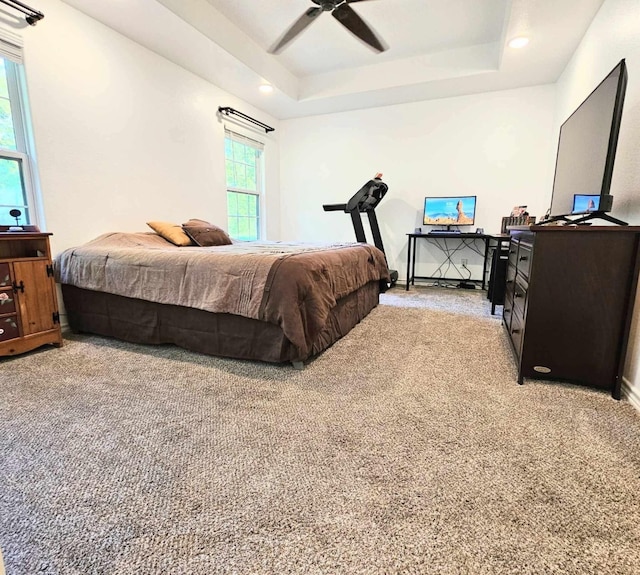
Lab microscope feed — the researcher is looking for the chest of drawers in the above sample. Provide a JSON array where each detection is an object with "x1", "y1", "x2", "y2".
[{"x1": 503, "y1": 226, "x2": 640, "y2": 399}]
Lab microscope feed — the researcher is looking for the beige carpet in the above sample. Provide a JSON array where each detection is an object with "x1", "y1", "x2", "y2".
[{"x1": 1, "y1": 287, "x2": 640, "y2": 574}]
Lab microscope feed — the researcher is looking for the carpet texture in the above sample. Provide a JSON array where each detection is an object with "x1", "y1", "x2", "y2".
[{"x1": 1, "y1": 287, "x2": 640, "y2": 574}]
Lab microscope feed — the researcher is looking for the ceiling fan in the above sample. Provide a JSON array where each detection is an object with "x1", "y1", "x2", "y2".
[{"x1": 269, "y1": 0, "x2": 387, "y2": 54}]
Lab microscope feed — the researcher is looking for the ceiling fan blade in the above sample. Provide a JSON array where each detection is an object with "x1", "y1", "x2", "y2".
[
  {"x1": 269, "y1": 7, "x2": 322, "y2": 54},
  {"x1": 332, "y1": 4, "x2": 387, "y2": 52}
]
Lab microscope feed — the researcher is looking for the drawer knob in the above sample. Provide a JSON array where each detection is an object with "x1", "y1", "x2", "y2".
[
  {"x1": 12, "y1": 280, "x2": 24, "y2": 293},
  {"x1": 511, "y1": 328, "x2": 520, "y2": 334},
  {"x1": 519, "y1": 255, "x2": 528, "y2": 261},
  {"x1": 514, "y1": 292, "x2": 523, "y2": 298}
]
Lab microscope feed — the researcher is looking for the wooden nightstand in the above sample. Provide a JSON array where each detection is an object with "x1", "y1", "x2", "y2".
[{"x1": 0, "y1": 230, "x2": 63, "y2": 356}]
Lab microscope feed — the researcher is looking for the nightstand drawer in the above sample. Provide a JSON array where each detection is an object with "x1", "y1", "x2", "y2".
[
  {"x1": 0, "y1": 287, "x2": 16, "y2": 314},
  {"x1": 0, "y1": 315, "x2": 19, "y2": 342},
  {"x1": 0, "y1": 263, "x2": 11, "y2": 287}
]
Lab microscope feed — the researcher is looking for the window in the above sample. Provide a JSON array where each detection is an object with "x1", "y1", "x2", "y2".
[
  {"x1": 225, "y1": 130, "x2": 264, "y2": 241},
  {"x1": 0, "y1": 30, "x2": 38, "y2": 227}
]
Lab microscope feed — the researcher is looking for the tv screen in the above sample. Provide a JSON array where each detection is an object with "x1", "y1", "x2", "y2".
[
  {"x1": 423, "y1": 196, "x2": 476, "y2": 226},
  {"x1": 572, "y1": 194, "x2": 600, "y2": 213},
  {"x1": 549, "y1": 59, "x2": 627, "y2": 219}
]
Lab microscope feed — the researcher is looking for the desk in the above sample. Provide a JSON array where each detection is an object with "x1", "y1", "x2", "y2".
[{"x1": 405, "y1": 233, "x2": 506, "y2": 291}]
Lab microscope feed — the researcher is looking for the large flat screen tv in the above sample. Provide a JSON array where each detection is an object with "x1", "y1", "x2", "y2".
[
  {"x1": 423, "y1": 195, "x2": 476, "y2": 228},
  {"x1": 547, "y1": 59, "x2": 628, "y2": 225}
]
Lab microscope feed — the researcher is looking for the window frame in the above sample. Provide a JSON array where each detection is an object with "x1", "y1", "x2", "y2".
[
  {"x1": 4, "y1": 60, "x2": 27, "y2": 151},
  {"x1": 0, "y1": 45, "x2": 41, "y2": 228},
  {"x1": 0, "y1": 149, "x2": 36, "y2": 222},
  {"x1": 224, "y1": 129, "x2": 265, "y2": 241}
]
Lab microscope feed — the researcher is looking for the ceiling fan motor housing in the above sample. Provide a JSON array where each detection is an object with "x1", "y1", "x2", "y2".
[{"x1": 313, "y1": 0, "x2": 340, "y2": 10}]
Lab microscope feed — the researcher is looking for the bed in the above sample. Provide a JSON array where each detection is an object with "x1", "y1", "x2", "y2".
[{"x1": 54, "y1": 231, "x2": 390, "y2": 366}]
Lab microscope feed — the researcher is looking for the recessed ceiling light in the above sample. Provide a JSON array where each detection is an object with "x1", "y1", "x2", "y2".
[
  {"x1": 259, "y1": 84, "x2": 274, "y2": 94},
  {"x1": 508, "y1": 36, "x2": 530, "y2": 49}
]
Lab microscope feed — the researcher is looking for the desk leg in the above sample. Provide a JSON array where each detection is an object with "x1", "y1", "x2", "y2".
[
  {"x1": 482, "y1": 237, "x2": 490, "y2": 290},
  {"x1": 405, "y1": 237, "x2": 412, "y2": 290},
  {"x1": 411, "y1": 237, "x2": 417, "y2": 288}
]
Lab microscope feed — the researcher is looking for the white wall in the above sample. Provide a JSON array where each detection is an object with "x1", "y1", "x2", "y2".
[
  {"x1": 555, "y1": 0, "x2": 640, "y2": 406},
  {"x1": 279, "y1": 86, "x2": 556, "y2": 281},
  {"x1": 17, "y1": 0, "x2": 280, "y2": 257}
]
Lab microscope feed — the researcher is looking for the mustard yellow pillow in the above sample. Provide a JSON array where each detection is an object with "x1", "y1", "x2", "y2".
[{"x1": 146, "y1": 221, "x2": 193, "y2": 246}]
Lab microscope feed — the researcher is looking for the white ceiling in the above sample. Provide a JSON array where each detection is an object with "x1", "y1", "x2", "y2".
[
  {"x1": 206, "y1": 0, "x2": 508, "y2": 77},
  {"x1": 60, "y1": 0, "x2": 605, "y2": 120}
]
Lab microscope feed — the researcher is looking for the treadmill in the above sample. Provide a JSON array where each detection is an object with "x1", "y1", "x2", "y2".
[{"x1": 323, "y1": 174, "x2": 398, "y2": 288}]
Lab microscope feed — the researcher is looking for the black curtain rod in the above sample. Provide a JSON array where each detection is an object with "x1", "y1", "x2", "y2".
[
  {"x1": 0, "y1": 0, "x2": 44, "y2": 25},
  {"x1": 218, "y1": 106, "x2": 274, "y2": 133}
]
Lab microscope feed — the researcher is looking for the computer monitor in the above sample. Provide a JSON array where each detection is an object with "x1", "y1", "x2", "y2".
[
  {"x1": 572, "y1": 194, "x2": 600, "y2": 213},
  {"x1": 423, "y1": 195, "x2": 476, "y2": 228}
]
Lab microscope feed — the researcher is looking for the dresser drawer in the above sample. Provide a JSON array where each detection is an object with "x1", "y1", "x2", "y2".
[
  {"x1": 515, "y1": 242, "x2": 533, "y2": 279},
  {"x1": 512, "y1": 276, "x2": 528, "y2": 317},
  {"x1": 508, "y1": 244, "x2": 519, "y2": 269},
  {"x1": 506, "y1": 258, "x2": 517, "y2": 283},
  {"x1": 504, "y1": 270, "x2": 516, "y2": 303},
  {"x1": 508, "y1": 312, "x2": 525, "y2": 358},
  {"x1": 503, "y1": 291, "x2": 514, "y2": 331}
]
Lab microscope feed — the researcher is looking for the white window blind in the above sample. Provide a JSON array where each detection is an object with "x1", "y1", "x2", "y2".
[
  {"x1": 0, "y1": 28, "x2": 23, "y2": 64},
  {"x1": 224, "y1": 127, "x2": 265, "y2": 151}
]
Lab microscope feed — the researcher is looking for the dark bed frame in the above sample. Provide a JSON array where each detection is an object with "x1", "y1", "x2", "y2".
[{"x1": 61, "y1": 281, "x2": 381, "y2": 366}]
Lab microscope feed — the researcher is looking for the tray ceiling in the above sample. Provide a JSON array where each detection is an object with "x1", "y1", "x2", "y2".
[{"x1": 61, "y1": 0, "x2": 605, "y2": 119}]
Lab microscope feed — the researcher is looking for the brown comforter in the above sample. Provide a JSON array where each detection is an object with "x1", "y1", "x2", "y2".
[{"x1": 54, "y1": 233, "x2": 390, "y2": 358}]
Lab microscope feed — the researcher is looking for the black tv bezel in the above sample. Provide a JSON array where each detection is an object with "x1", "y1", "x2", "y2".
[
  {"x1": 422, "y1": 195, "x2": 477, "y2": 227},
  {"x1": 549, "y1": 59, "x2": 628, "y2": 219}
]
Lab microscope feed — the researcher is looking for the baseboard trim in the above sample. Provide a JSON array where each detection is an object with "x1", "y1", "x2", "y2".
[{"x1": 621, "y1": 376, "x2": 640, "y2": 412}]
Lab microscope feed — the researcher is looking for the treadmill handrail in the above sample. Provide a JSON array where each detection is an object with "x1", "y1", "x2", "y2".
[{"x1": 322, "y1": 203, "x2": 347, "y2": 212}]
